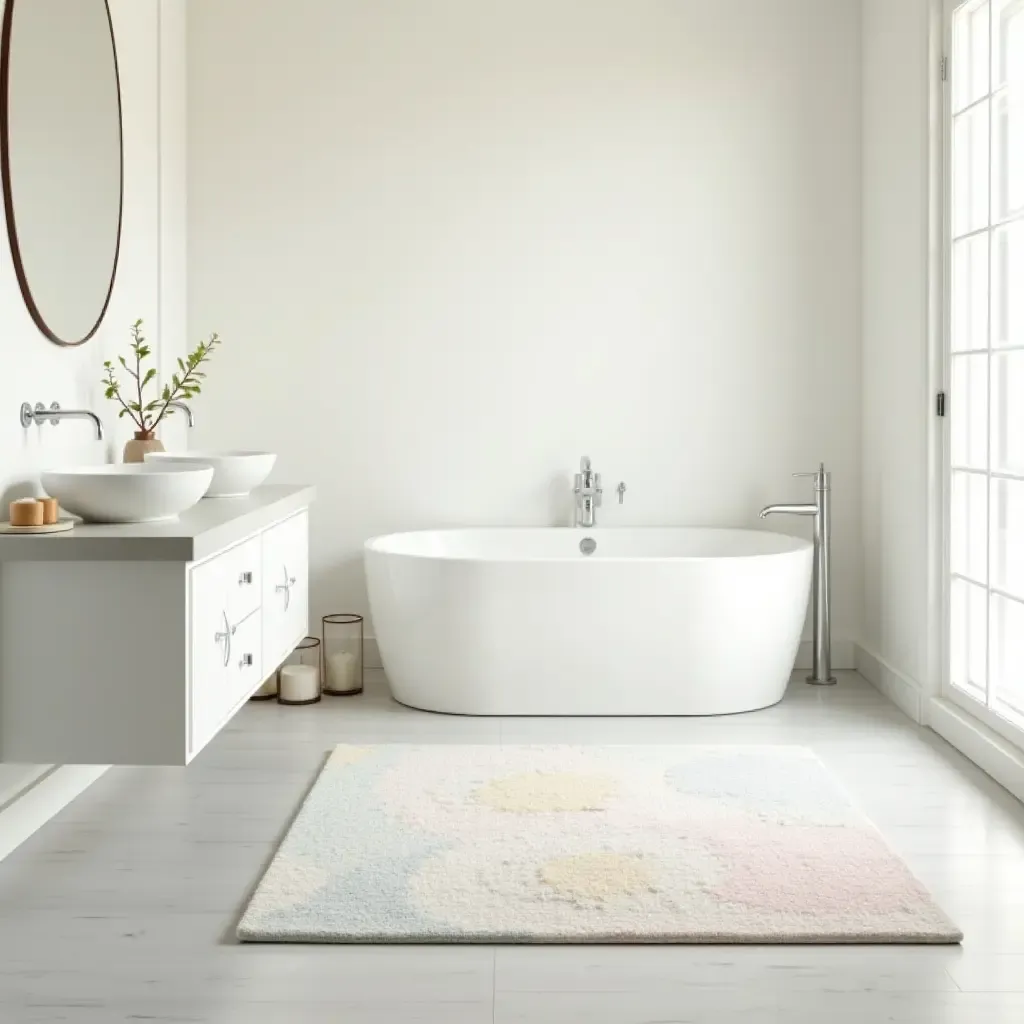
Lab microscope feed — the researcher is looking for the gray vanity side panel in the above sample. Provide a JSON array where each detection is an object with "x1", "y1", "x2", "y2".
[{"x1": 0, "y1": 561, "x2": 188, "y2": 765}]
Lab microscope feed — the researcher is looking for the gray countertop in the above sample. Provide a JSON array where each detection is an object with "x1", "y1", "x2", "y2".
[{"x1": 0, "y1": 485, "x2": 315, "y2": 563}]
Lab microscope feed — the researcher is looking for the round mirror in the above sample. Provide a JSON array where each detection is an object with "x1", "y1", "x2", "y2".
[{"x1": 0, "y1": 0, "x2": 123, "y2": 347}]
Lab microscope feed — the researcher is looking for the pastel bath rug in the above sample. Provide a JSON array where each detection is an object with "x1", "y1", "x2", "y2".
[{"x1": 237, "y1": 745, "x2": 961, "y2": 944}]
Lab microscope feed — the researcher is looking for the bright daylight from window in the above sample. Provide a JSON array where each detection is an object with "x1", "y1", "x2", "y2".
[{"x1": 949, "y1": 0, "x2": 1024, "y2": 729}]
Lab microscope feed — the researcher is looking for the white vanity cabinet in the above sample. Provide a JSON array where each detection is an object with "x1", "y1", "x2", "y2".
[{"x1": 0, "y1": 486, "x2": 314, "y2": 766}]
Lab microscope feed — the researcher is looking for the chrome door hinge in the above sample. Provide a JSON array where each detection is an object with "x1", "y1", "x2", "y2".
[
  {"x1": 941, "y1": 55, "x2": 948, "y2": 82},
  {"x1": 937, "y1": 391, "x2": 947, "y2": 417}
]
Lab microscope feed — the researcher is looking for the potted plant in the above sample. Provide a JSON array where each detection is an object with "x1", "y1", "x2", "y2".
[{"x1": 103, "y1": 320, "x2": 222, "y2": 463}]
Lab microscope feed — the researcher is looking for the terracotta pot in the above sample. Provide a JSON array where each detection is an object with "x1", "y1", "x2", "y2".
[{"x1": 123, "y1": 431, "x2": 165, "y2": 464}]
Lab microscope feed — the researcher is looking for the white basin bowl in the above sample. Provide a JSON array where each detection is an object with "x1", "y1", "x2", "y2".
[
  {"x1": 144, "y1": 451, "x2": 276, "y2": 498},
  {"x1": 41, "y1": 464, "x2": 214, "y2": 524}
]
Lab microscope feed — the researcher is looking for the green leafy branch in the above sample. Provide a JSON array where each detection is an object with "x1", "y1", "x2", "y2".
[{"x1": 102, "y1": 319, "x2": 222, "y2": 434}]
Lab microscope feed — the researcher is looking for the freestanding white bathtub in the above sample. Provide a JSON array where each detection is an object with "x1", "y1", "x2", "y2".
[{"x1": 364, "y1": 528, "x2": 813, "y2": 716}]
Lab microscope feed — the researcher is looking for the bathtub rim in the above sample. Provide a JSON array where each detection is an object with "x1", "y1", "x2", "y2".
[{"x1": 364, "y1": 526, "x2": 813, "y2": 563}]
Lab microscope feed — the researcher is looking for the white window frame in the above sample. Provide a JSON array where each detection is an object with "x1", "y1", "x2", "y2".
[{"x1": 941, "y1": 0, "x2": 1024, "y2": 752}]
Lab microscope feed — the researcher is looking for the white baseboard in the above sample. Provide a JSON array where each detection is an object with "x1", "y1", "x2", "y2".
[
  {"x1": 0, "y1": 765, "x2": 108, "y2": 862},
  {"x1": 854, "y1": 644, "x2": 924, "y2": 723},
  {"x1": 926, "y1": 697, "x2": 1024, "y2": 804}
]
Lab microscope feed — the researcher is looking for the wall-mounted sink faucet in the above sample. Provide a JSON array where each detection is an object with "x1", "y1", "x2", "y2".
[
  {"x1": 20, "y1": 401, "x2": 104, "y2": 441},
  {"x1": 167, "y1": 400, "x2": 194, "y2": 427},
  {"x1": 760, "y1": 463, "x2": 835, "y2": 686},
  {"x1": 573, "y1": 456, "x2": 602, "y2": 528}
]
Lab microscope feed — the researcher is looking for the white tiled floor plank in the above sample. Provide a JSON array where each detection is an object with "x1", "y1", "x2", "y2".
[
  {"x1": 1, "y1": 669, "x2": 1023, "y2": 1022},
  {"x1": 492, "y1": 989, "x2": 1024, "y2": 1024}
]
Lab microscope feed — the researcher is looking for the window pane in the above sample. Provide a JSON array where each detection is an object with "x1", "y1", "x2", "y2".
[
  {"x1": 993, "y1": 351, "x2": 1024, "y2": 473},
  {"x1": 952, "y1": 470, "x2": 990, "y2": 582},
  {"x1": 951, "y1": 576, "x2": 988, "y2": 697},
  {"x1": 954, "y1": 101, "x2": 992, "y2": 236},
  {"x1": 991, "y1": 592, "x2": 1024, "y2": 716},
  {"x1": 993, "y1": 221, "x2": 1024, "y2": 346},
  {"x1": 951, "y1": 353, "x2": 990, "y2": 468},
  {"x1": 952, "y1": 233, "x2": 990, "y2": 351},
  {"x1": 993, "y1": 88, "x2": 1024, "y2": 222},
  {"x1": 992, "y1": 476, "x2": 1024, "y2": 599},
  {"x1": 993, "y1": 0, "x2": 1024, "y2": 91},
  {"x1": 955, "y1": 0, "x2": 992, "y2": 111}
]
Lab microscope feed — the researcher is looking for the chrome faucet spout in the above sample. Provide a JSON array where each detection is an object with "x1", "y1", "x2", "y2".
[
  {"x1": 167, "y1": 400, "x2": 194, "y2": 427},
  {"x1": 20, "y1": 402, "x2": 104, "y2": 440},
  {"x1": 760, "y1": 503, "x2": 817, "y2": 519}
]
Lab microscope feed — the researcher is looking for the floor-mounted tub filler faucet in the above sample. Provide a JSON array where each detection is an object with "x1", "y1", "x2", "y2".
[
  {"x1": 573, "y1": 456, "x2": 602, "y2": 528},
  {"x1": 760, "y1": 463, "x2": 835, "y2": 686}
]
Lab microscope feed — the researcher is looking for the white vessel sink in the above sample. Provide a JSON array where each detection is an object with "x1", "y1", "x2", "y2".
[
  {"x1": 145, "y1": 451, "x2": 276, "y2": 498},
  {"x1": 41, "y1": 464, "x2": 214, "y2": 524}
]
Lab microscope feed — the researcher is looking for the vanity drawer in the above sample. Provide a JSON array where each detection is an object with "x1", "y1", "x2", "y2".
[
  {"x1": 223, "y1": 609, "x2": 263, "y2": 708},
  {"x1": 189, "y1": 535, "x2": 262, "y2": 631},
  {"x1": 262, "y1": 510, "x2": 309, "y2": 670},
  {"x1": 190, "y1": 555, "x2": 233, "y2": 755},
  {"x1": 225, "y1": 535, "x2": 262, "y2": 623},
  {"x1": 189, "y1": 605, "x2": 263, "y2": 757},
  {"x1": 188, "y1": 540, "x2": 263, "y2": 756}
]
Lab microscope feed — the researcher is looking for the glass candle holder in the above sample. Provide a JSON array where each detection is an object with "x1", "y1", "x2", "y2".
[
  {"x1": 322, "y1": 613, "x2": 364, "y2": 696},
  {"x1": 277, "y1": 636, "x2": 322, "y2": 705}
]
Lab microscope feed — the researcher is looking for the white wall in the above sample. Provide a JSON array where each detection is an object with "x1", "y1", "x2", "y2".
[
  {"x1": 860, "y1": 0, "x2": 937, "y2": 702},
  {"x1": 0, "y1": 0, "x2": 186, "y2": 818},
  {"x1": 189, "y1": 0, "x2": 863, "y2": 644}
]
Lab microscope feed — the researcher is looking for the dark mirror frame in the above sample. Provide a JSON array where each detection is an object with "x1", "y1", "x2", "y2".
[{"x1": 0, "y1": 0, "x2": 124, "y2": 347}]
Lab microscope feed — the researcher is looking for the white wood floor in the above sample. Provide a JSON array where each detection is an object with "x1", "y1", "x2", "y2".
[{"x1": 3, "y1": 670, "x2": 1024, "y2": 1022}]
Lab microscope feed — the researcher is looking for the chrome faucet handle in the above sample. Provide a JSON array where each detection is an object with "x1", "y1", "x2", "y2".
[
  {"x1": 793, "y1": 463, "x2": 829, "y2": 489},
  {"x1": 580, "y1": 456, "x2": 592, "y2": 473}
]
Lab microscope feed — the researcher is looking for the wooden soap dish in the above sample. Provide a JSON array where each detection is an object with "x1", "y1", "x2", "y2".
[{"x1": 0, "y1": 518, "x2": 75, "y2": 535}]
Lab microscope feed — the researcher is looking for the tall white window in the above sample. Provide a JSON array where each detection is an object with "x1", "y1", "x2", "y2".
[{"x1": 947, "y1": 0, "x2": 1024, "y2": 733}]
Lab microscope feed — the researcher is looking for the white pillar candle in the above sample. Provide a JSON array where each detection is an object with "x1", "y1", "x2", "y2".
[
  {"x1": 326, "y1": 650, "x2": 359, "y2": 693},
  {"x1": 279, "y1": 664, "x2": 319, "y2": 703}
]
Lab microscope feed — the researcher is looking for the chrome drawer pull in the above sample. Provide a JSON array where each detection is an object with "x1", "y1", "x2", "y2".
[
  {"x1": 274, "y1": 565, "x2": 296, "y2": 610},
  {"x1": 214, "y1": 611, "x2": 231, "y2": 668},
  {"x1": 238, "y1": 571, "x2": 253, "y2": 585},
  {"x1": 238, "y1": 653, "x2": 254, "y2": 668}
]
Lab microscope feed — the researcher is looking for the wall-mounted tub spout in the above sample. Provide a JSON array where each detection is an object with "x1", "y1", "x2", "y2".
[
  {"x1": 760, "y1": 463, "x2": 835, "y2": 686},
  {"x1": 573, "y1": 456, "x2": 602, "y2": 528}
]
